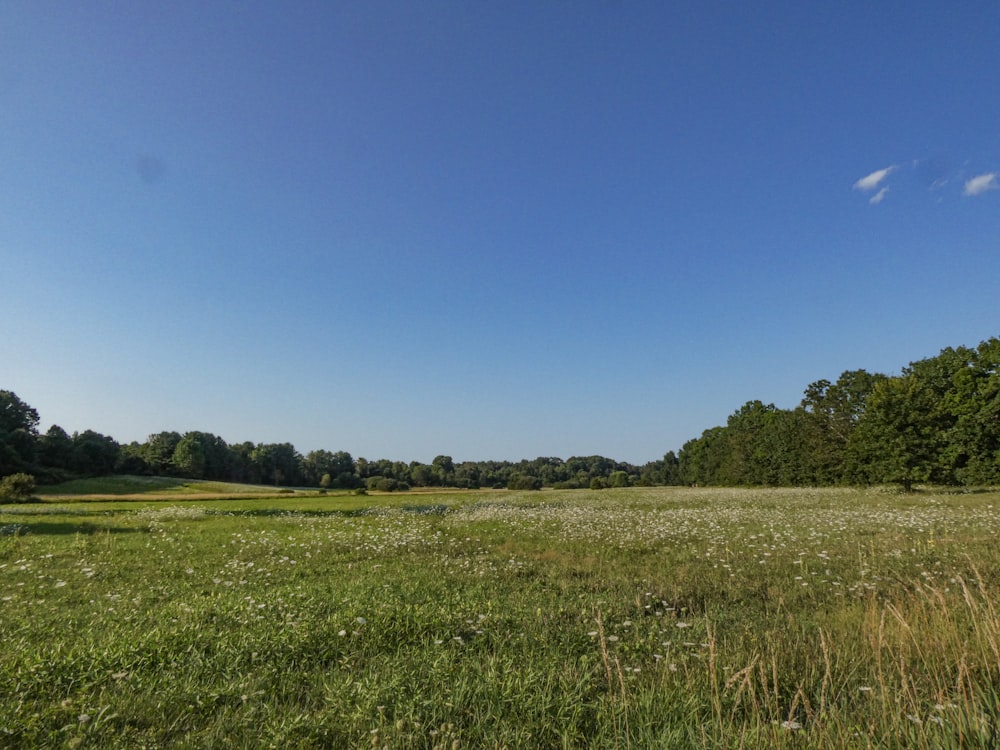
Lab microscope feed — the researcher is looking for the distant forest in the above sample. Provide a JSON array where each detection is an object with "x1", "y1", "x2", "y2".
[{"x1": 2, "y1": 337, "x2": 998, "y2": 491}]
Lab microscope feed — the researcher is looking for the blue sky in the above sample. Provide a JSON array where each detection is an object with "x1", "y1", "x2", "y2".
[{"x1": 2, "y1": 1, "x2": 998, "y2": 464}]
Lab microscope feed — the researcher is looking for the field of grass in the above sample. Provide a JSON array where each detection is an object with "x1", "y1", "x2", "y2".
[
  {"x1": 3, "y1": 485, "x2": 1000, "y2": 748},
  {"x1": 34, "y1": 475, "x2": 317, "y2": 502}
]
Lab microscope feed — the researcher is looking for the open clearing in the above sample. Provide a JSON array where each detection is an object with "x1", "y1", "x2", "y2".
[{"x1": 3, "y1": 485, "x2": 1000, "y2": 748}]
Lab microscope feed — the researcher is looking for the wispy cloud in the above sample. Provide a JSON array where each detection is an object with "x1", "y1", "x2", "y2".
[
  {"x1": 854, "y1": 166, "x2": 896, "y2": 192},
  {"x1": 963, "y1": 173, "x2": 997, "y2": 197},
  {"x1": 869, "y1": 187, "x2": 889, "y2": 205},
  {"x1": 854, "y1": 160, "x2": 997, "y2": 204}
]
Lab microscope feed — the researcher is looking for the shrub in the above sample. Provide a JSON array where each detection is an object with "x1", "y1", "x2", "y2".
[
  {"x1": 507, "y1": 474, "x2": 542, "y2": 490},
  {"x1": 0, "y1": 473, "x2": 37, "y2": 503},
  {"x1": 608, "y1": 470, "x2": 631, "y2": 488}
]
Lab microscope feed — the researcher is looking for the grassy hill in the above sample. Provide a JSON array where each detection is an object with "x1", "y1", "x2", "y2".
[{"x1": 35, "y1": 475, "x2": 312, "y2": 501}]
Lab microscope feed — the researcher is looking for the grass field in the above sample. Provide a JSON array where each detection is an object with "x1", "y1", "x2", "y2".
[
  {"x1": 34, "y1": 475, "x2": 319, "y2": 502},
  {"x1": 2, "y1": 485, "x2": 1000, "y2": 748}
]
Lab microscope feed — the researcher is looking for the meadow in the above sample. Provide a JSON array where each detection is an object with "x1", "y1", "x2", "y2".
[{"x1": 2, "y1": 484, "x2": 999, "y2": 748}]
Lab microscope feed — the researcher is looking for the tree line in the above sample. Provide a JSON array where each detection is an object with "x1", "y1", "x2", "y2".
[
  {"x1": 2, "y1": 337, "x2": 998, "y2": 493},
  {"x1": 0, "y1": 393, "x2": 674, "y2": 491},
  {"x1": 676, "y1": 337, "x2": 1000, "y2": 489}
]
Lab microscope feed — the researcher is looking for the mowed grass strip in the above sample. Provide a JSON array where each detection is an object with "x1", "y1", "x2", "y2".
[
  {"x1": 2, "y1": 486, "x2": 1000, "y2": 748},
  {"x1": 34, "y1": 475, "x2": 316, "y2": 502}
]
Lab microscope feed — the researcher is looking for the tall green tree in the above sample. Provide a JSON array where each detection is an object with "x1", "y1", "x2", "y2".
[
  {"x1": 250, "y1": 443, "x2": 302, "y2": 486},
  {"x1": 355, "y1": 457, "x2": 370, "y2": 479},
  {"x1": 716, "y1": 401, "x2": 776, "y2": 484},
  {"x1": 678, "y1": 426, "x2": 727, "y2": 485},
  {"x1": 0, "y1": 390, "x2": 39, "y2": 435},
  {"x1": 875, "y1": 338, "x2": 1000, "y2": 487},
  {"x1": 302, "y1": 450, "x2": 356, "y2": 487},
  {"x1": 945, "y1": 338, "x2": 1000, "y2": 485},
  {"x1": 849, "y1": 375, "x2": 943, "y2": 491},
  {"x1": 115, "y1": 442, "x2": 151, "y2": 475},
  {"x1": 409, "y1": 462, "x2": 434, "y2": 487},
  {"x1": 228, "y1": 441, "x2": 258, "y2": 484},
  {"x1": 431, "y1": 455, "x2": 454, "y2": 485},
  {"x1": 454, "y1": 461, "x2": 482, "y2": 489},
  {"x1": 0, "y1": 390, "x2": 39, "y2": 477},
  {"x1": 171, "y1": 432, "x2": 231, "y2": 480},
  {"x1": 37, "y1": 425, "x2": 73, "y2": 473},
  {"x1": 799, "y1": 370, "x2": 886, "y2": 483},
  {"x1": 69, "y1": 430, "x2": 120, "y2": 477},
  {"x1": 654, "y1": 451, "x2": 682, "y2": 485},
  {"x1": 608, "y1": 470, "x2": 631, "y2": 487},
  {"x1": 172, "y1": 435, "x2": 207, "y2": 479},
  {"x1": 143, "y1": 431, "x2": 182, "y2": 475}
]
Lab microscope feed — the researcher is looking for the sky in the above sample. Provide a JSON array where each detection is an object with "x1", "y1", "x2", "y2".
[{"x1": 2, "y1": 1, "x2": 999, "y2": 464}]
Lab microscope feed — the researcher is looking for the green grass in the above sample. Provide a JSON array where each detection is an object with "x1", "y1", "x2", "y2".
[
  {"x1": 3, "y1": 486, "x2": 1000, "y2": 747},
  {"x1": 35, "y1": 475, "x2": 317, "y2": 500}
]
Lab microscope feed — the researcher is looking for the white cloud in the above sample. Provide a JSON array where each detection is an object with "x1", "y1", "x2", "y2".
[
  {"x1": 869, "y1": 187, "x2": 889, "y2": 205},
  {"x1": 963, "y1": 173, "x2": 997, "y2": 197},
  {"x1": 854, "y1": 165, "x2": 896, "y2": 192}
]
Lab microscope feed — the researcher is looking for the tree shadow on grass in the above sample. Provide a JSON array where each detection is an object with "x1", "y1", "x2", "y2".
[
  {"x1": 225, "y1": 503, "x2": 453, "y2": 519},
  {"x1": 0, "y1": 521, "x2": 141, "y2": 536}
]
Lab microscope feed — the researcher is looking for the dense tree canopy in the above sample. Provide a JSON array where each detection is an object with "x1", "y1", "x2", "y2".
[
  {"x1": 0, "y1": 390, "x2": 40, "y2": 477},
  {"x1": 2, "y1": 337, "x2": 998, "y2": 491},
  {"x1": 677, "y1": 338, "x2": 1000, "y2": 490}
]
